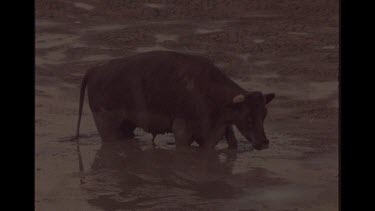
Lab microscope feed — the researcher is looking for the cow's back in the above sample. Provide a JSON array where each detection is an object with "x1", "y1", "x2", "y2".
[{"x1": 87, "y1": 51, "x2": 244, "y2": 121}]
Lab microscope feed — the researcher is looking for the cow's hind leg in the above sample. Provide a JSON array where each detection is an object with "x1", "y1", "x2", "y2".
[
  {"x1": 172, "y1": 118, "x2": 194, "y2": 149},
  {"x1": 92, "y1": 111, "x2": 125, "y2": 142}
]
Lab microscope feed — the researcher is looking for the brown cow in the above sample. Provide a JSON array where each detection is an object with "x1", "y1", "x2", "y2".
[{"x1": 75, "y1": 51, "x2": 275, "y2": 150}]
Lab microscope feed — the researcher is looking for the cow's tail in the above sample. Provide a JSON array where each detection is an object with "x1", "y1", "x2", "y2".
[
  {"x1": 75, "y1": 71, "x2": 89, "y2": 139},
  {"x1": 75, "y1": 71, "x2": 89, "y2": 183}
]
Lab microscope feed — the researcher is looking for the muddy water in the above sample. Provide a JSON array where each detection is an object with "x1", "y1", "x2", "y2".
[
  {"x1": 135, "y1": 45, "x2": 171, "y2": 53},
  {"x1": 154, "y1": 34, "x2": 179, "y2": 43},
  {"x1": 36, "y1": 0, "x2": 338, "y2": 210},
  {"x1": 73, "y1": 2, "x2": 95, "y2": 11},
  {"x1": 36, "y1": 125, "x2": 337, "y2": 210}
]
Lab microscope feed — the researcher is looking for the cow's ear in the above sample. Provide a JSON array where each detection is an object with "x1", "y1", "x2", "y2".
[
  {"x1": 264, "y1": 93, "x2": 275, "y2": 104},
  {"x1": 245, "y1": 91, "x2": 263, "y2": 103},
  {"x1": 223, "y1": 95, "x2": 245, "y2": 120},
  {"x1": 228, "y1": 94, "x2": 247, "y2": 113}
]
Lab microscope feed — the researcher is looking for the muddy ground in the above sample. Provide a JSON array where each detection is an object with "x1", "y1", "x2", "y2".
[{"x1": 35, "y1": 0, "x2": 339, "y2": 210}]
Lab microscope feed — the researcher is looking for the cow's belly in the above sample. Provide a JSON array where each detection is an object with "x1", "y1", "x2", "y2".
[{"x1": 120, "y1": 110, "x2": 173, "y2": 134}]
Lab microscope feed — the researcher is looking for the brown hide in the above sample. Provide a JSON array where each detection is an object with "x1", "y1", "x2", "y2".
[{"x1": 85, "y1": 51, "x2": 247, "y2": 138}]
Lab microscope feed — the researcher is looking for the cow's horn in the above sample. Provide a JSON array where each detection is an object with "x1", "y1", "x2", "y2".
[{"x1": 233, "y1": 94, "x2": 245, "y2": 103}]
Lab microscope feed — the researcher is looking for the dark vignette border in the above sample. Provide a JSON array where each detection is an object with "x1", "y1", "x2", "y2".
[
  {"x1": 6, "y1": 0, "x2": 35, "y2": 209},
  {"x1": 8, "y1": 0, "x2": 358, "y2": 209}
]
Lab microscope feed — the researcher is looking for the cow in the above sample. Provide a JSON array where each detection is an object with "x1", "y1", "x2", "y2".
[{"x1": 75, "y1": 51, "x2": 275, "y2": 150}]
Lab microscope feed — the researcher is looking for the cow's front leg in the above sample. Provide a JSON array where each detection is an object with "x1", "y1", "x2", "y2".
[
  {"x1": 225, "y1": 125, "x2": 238, "y2": 149},
  {"x1": 172, "y1": 118, "x2": 194, "y2": 149},
  {"x1": 200, "y1": 124, "x2": 227, "y2": 150}
]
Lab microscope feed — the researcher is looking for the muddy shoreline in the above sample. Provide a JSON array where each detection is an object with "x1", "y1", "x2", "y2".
[{"x1": 35, "y1": 0, "x2": 338, "y2": 210}]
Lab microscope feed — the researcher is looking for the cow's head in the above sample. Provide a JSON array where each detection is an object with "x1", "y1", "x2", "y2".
[{"x1": 227, "y1": 91, "x2": 275, "y2": 150}]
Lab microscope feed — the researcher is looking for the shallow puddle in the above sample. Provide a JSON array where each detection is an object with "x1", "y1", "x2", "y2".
[
  {"x1": 79, "y1": 141, "x2": 281, "y2": 210},
  {"x1": 73, "y1": 2, "x2": 95, "y2": 11},
  {"x1": 242, "y1": 11, "x2": 278, "y2": 18},
  {"x1": 60, "y1": 126, "x2": 337, "y2": 211},
  {"x1": 250, "y1": 73, "x2": 280, "y2": 79},
  {"x1": 253, "y1": 38, "x2": 265, "y2": 44},
  {"x1": 321, "y1": 45, "x2": 336, "y2": 50},
  {"x1": 85, "y1": 24, "x2": 128, "y2": 32},
  {"x1": 195, "y1": 28, "x2": 223, "y2": 34},
  {"x1": 288, "y1": 31, "x2": 312, "y2": 36},
  {"x1": 307, "y1": 81, "x2": 338, "y2": 99},
  {"x1": 80, "y1": 54, "x2": 116, "y2": 62},
  {"x1": 154, "y1": 34, "x2": 179, "y2": 42},
  {"x1": 144, "y1": 3, "x2": 166, "y2": 9},
  {"x1": 253, "y1": 60, "x2": 272, "y2": 66},
  {"x1": 329, "y1": 99, "x2": 339, "y2": 108},
  {"x1": 36, "y1": 33, "x2": 80, "y2": 49},
  {"x1": 135, "y1": 45, "x2": 170, "y2": 53},
  {"x1": 237, "y1": 53, "x2": 252, "y2": 62},
  {"x1": 36, "y1": 19, "x2": 63, "y2": 27},
  {"x1": 36, "y1": 50, "x2": 67, "y2": 67}
]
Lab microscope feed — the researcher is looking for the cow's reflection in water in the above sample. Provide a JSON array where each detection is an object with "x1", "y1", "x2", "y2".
[{"x1": 84, "y1": 140, "x2": 281, "y2": 210}]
